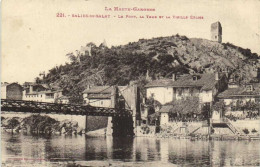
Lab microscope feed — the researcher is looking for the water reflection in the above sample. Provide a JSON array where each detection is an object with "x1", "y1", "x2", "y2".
[{"x1": 1, "y1": 132, "x2": 260, "y2": 166}]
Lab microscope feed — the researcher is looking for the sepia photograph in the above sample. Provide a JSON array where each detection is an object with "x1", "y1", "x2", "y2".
[{"x1": 1, "y1": 0, "x2": 260, "y2": 166}]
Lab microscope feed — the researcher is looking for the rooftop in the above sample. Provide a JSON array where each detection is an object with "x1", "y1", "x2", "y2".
[
  {"x1": 1, "y1": 82, "x2": 22, "y2": 87},
  {"x1": 145, "y1": 73, "x2": 222, "y2": 90},
  {"x1": 159, "y1": 97, "x2": 201, "y2": 114},
  {"x1": 83, "y1": 86, "x2": 113, "y2": 94},
  {"x1": 87, "y1": 94, "x2": 112, "y2": 99},
  {"x1": 218, "y1": 83, "x2": 260, "y2": 98},
  {"x1": 57, "y1": 95, "x2": 69, "y2": 100},
  {"x1": 23, "y1": 82, "x2": 36, "y2": 86},
  {"x1": 26, "y1": 89, "x2": 61, "y2": 95}
]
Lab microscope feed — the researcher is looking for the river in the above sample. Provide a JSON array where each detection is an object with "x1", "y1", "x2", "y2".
[{"x1": 1, "y1": 132, "x2": 259, "y2": 166}]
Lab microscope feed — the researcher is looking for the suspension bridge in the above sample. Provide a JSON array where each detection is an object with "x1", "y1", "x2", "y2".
[{"x1": 0, "y1": 99, "x2": 133, "y2": 117}]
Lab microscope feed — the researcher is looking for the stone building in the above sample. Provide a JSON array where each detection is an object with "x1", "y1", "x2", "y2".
[
  {"x1": 211, "y1": 21, "x2": 222, "y2": 43},
  {"x1": 1, "y1": 82, "x2": 23, "y2": 100},
  {"x1": 80, "y1": 45, "x2": 92, "y2": 56}
]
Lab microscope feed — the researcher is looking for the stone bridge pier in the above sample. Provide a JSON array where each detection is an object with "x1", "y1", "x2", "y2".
[
  {"x1": 106, "y1": 116, "x2": 134, "y2": 137},
  {"x1": 106, "y1": 85, "x2": 140, "y2": 137}
]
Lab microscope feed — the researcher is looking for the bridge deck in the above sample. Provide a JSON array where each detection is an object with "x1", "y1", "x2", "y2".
[{"x1": 1, "y1": 99, "x2": 132, "y2": 117}]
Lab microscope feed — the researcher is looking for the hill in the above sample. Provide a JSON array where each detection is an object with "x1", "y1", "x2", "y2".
[{"x1": 38, "y1": 34, "x2": 260, "y2": 103}]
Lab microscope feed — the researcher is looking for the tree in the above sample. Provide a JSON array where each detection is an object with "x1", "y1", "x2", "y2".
[
  {"x1": 66, "y1": 52, "x2": 77, "y2": 63},
  {"x1": 35, "y1": 77, "x2": 41, "y2": 84},
  {"x1": 6, "y1": 118, "x2": 20, "y2": 133},
  {"x1": 212, "y1": 100, "x2": 226, "y2": 117}
]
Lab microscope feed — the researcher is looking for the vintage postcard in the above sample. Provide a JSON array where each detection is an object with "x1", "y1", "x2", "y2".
[{"x1": 1, "y1": 0, "x2": 260, "y2": 166}]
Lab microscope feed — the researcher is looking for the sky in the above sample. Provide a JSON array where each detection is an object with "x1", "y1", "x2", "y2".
[{"x1": 1, "y1": 0, "x2": 260, "y2": 83}]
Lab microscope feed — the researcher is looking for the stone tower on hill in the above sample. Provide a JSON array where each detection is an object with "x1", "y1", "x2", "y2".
[{"x1": 211, "y1": 21, "x2": 222, "y2": 43}]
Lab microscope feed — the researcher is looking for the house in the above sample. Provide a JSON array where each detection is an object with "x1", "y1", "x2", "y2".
[
  {"x1": 23, "y1": 82, "x2": 48, "y2": 94},
  {"x1": 217, "y1": 83, "x2": 260, "y2": 120},
  {"x1": 56, "y1": 95, "x2": 70, "y2": 104},
  {"x1": 145, "y1": 73, "x2": 228, "y2": 125},
  {"x1": 23, "y1": 89, "x2": 63, "y2": 103},
  {"x1": 145, "y1": 73, "x2": 228, "y2": 106},
  {"x1": 1, "y1": 82, "x2": 23, "y2": 100},
  {"x1": 82, "y1": 85, "x2": 134, "y2": 108},
  {"x1": 82, "y1": 85, "x2": 115, "y2": 135},
  {"x1": 216, "y1": 83, "x2": 260, "y2": 135},
  {"x1": 159, "y1": 105, "x2": 171, "y2": 125},
  {"x1": 218, "y1": 83, "x2": 260, "y2": 105},
  {"x1": 83, "y1": 86, "x2": 113, "y2": 107},
  {"x1": 22, "y1": 82, "x2": 64, "y2": 103}
]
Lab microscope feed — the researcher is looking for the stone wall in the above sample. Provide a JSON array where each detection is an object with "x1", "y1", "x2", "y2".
[
  {"x1": 160, "y1": 121, "x2": 204, "y2": 135},
  {"x1": 231, "y1": 119, "x2": 260, "y2": 135}
]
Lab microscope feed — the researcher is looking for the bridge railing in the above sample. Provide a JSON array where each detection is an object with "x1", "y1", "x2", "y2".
[{"x1": 1, "y1": 99, "x2": 133, "y2": 117}]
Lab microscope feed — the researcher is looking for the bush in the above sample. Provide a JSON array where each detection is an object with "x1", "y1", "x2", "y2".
[
  {"x1": 251, "y1": 128, "x2": 258, "y2": 133},
  {"x1": 141, "y1": 125, "x2": 150, "y2": 134},
  {"x1": 243, "y1": 128, "x2": 249, "y2": 134}
]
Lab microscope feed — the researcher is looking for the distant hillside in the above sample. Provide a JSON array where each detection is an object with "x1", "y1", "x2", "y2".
[{"x1": 38, "y1": 34, "x2": 260, "y2": 103}]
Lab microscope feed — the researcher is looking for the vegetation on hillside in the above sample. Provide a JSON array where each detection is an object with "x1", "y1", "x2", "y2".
[{"x1": 38, "y1": 34, "x2": 260, "y2": 104}]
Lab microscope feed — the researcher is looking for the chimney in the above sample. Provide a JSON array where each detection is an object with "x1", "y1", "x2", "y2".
[
  {"x1": 29, "y1": 85, "x2": 33, "y2": 93},
  {"x1": 87, "y1": 85, "x2": 90, "y2": 90},
  {"x1": 172, "y1": 73, "x2": 176, "y2": 81},
  {"x1": 215, "y1": 72, "x2": 219, "y2": 81},
  {"x1": 146, "y1": 70, "x2": 151, "y2": 81}
]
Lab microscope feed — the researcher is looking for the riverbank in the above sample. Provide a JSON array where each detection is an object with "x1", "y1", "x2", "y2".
[
  {"x1": 1, "y1": 115, "x2": 86, "y2": 135},
  {"x1": 135, "y1": 133, "x2": 260, "y2": 141},
  {"x1": 135, "y1": 119, "x2": 260, "y2": 140}
]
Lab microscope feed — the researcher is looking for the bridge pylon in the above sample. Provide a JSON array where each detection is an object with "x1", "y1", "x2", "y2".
[{"x1": 106, "y1": 85, "x2": 140, "y2": 137}]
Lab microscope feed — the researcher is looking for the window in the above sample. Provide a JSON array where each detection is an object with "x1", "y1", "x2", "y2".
[
  {"x1": 177, "y1": 88, "x2": 182, "y2": 96},
  {"x1": 46, "y1": 93, "x2": 54, "y2": 99},
  {"x1": 190, "y1": 88, "x2": 194, "y2": 95},
  {"x1": 246, "y1": 85, "x2": 253, "y2": 91},
  {"x1": 151, "y1": 93, "x2": 155, "y2": 97}
]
